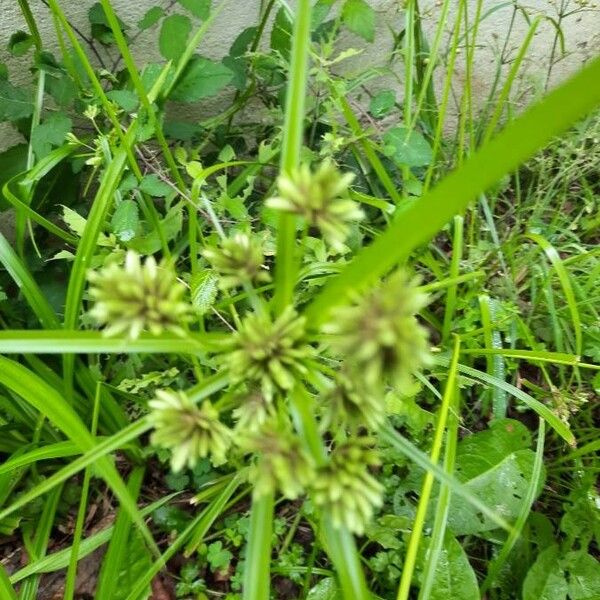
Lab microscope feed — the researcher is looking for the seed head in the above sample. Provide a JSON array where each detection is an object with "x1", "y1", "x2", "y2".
[
  {"x1": 202, "y1": 232, "x2": 270, "y2": 290},
  {"x1": 239, "y1": 420, "x2": 315, "y2": 499},
  {"x1": 267, "y1": 161, "x2": 363, "y2": 250},
  {"x1": 88, "y1": 251, "x2": 191, "y2": 339},
  {"x1": 149, "y1": 390, "x2": 232, "y2": 472},
  {"x1": 311, "y1": 437, "x2": 383, "y2": 534},
  {"x1": 324, "y1": 270, "x2": 430, "y2": 390},
  {"x1": 225, "y1": 307, "x2": 314, "y2": 399}
]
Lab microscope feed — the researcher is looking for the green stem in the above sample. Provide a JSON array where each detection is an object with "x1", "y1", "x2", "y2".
[{"x1": 272, "y1": 0, "x2": 312, "y2": 315}]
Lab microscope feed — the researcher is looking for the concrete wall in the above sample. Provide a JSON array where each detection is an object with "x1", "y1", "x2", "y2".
[{"x1": 1, "y1": 0, "x2": 599, "y2": 152}]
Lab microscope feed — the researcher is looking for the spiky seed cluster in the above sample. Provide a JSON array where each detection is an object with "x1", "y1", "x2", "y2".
[
  {"x1": 149, "y1": 390, "x2": 232, "y2": 472},
  {"x1": 324, "y1": 372, "x2": 385, "y2": 432},
  {"x1": 88, "y1": 251, "x2": 191, "y2": 339},
  {"x1": 232, "y1": 389, "x2": 273, "y2": 433},
  {"x1": 202, "y1": 232, "x2": 270, "y2": 290},
  {"x1": 267, "y1": 160, "x2": 363, "y2": 250},
  {"x1": 225, "y1": 307, "x2": 314, "y2": 399},
  {"x1": 311, "y1": 438, "x2": 383, "y2": 535},
  {"x1": 239, "y1": 421, "x2": 315, "y2": 499},
  {"x1": 324, "y1": 270, "x2": 431, "y2": 390}
]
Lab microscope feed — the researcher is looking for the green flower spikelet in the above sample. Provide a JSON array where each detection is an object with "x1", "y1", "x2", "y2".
[
  {"x1": 225, "y1": 307, "x2": 314, "y2": 399},
  {"x1": 323, "y1": 372, "x2": 385, "y2": 432},
  {"x1": 202, "y1": 232, "x2": 270, "y2": 290},
  {"x1": 238, "y1": 420, "x2": 315, "y2": 500},
  {"x1": 267, "y1": 160, "x2": 363, "y2": 250},
  {"x1": 311, "y1": 437, "x2": 383, "y2": 535},
  {"x1": 88, "y1": 251, "x2": 191, "y2": 339},
  {"x1": 149, "y1": 390, "x2": 232, "y2": 472},
  {"x1": 324, "y1": 270, "x2": 431, "y2": 390}
]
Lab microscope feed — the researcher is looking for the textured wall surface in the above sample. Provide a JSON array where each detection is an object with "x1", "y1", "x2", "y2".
[{"x1": 1, "y1": 0, "x2": 599, "y2": 152}]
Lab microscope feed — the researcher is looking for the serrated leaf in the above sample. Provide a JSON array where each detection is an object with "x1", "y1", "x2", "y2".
[
  {"x1": 128, "y1": 204, "x2": 183, "y2": 255},
  {"x1": 138, "y1": 6, "x2": 165, "y2": 30},
  {"x1": 31, "y1": 113, "x2": 72, "y2": 160},
  {"x1": 271, "y1": 8, "x2": 293, "y2": 60},
  {"x1": 191, "y1": 271, "x2": 218, "y2": 314},
  {"x1": 107, "y1": 89, "x2": 139, "y2": 112},
  {"x1": 139, "y1": 173, "x2": 172, "y2": 197},
  {"x1": 170, "y1": 56, "x2": 233, "y2": 102},
  {"x1": 523, "y1": 545, "x2": 568, "y2": 600},
  {"x1": 159, "y1": 14, "x2": 192, "y2": 61},
  {"x1": 427, "y1": 535, "x2": 479, "y2": 600},
  {"x1": 8, "y1": 31, "x2": 34, "y2": 57},
  {"x1": 0, "y1": 79, "x2": 33, "y2": 122},
  {"x1": 111, "y1": 199, "x2": 139, "y2": 242},
  {"x1": 177, "y1": 0, "x2": 211, "y2": 19},
  {"x1": 383, "y1": 126, "x2": 432, "y2": 168},
  {"x1": 61, "y1": 206, "x2": 87, "y2": 237},
  {"x1": 88, "y1": 2, "x2": 127, "y2": 45},
  {"x1": 342, "y1": 0, "x2": 375, "y2": 43},
  {"x1": 370, "y1": 90, "x2": 396, "y2": 118},
  {"x1": 307, "y1": 577, "x2": 342, "y2": 600}
]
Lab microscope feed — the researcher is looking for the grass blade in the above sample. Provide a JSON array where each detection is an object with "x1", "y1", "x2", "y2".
[{"x1": 396, "y1": 336, "x2": 461, "y2": 600}]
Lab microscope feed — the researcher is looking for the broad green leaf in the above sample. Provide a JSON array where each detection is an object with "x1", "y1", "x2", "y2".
[
  {"x1": 138, "y1": 6, "x2": 165, "y2": 30},
  {"x1": 564, "y1": 551, "x2": 600, "y2": 599},
  {"x1": 111, "y1": 199, "x2": 139, "y2": 242},
  {"x1": 170, "y1": 56, "x2": 233, "y2": 102},
  {"x1": 106, "y1": 528, "x2": 152, "y2": 599},
  {"x1": 8, "y1": 31, "x2": 34, "y2": 57},
  {"x1": 177, "y1": 0, "x2": 211, "y2": 19},
  {"x1": 31, "y1": 113, "x2": 72, "y2": 160},
  {"x1": 370, "y1": 90, "x2": 396, "y2": 118},
  {"x1": 271, "y1": 8, "x2": 293, "y2": 60},
  {"x1": 129, "y1": 203, "x2": 183, "y2": 254},
  {"x1": 191, "y1": 270, "x2": 219, "y2": 314},
  {"x1": 159, "y1": 14, "x2": 192, "y2": 61},
  {"x1": 448, "y1": 420, "x2": 544, "y2": 535},
  {"x1": 0, "y1": 79, "x2": 33, "y2": 121},
  {"x1": 307, "y1": 577, "x2": 342, "y2": 600},
  {"x1": 342, "y1": 0, "x2": 375, "y2": 43},
  {"x1": 139, "y1": 173, "x2": 172, "y2": 197},
  {"x1": 522, "y1": 545, "x2": 567, "y2": 600},
  {"x1": 426, "y1": 535, "x2": 479, "y2": 600},
  {"x1": 384, "y1": 126, "x2": 432, "y2": 168},
  {"x1": 106, "y1": 89, "x2": 139, "y2": 111}
]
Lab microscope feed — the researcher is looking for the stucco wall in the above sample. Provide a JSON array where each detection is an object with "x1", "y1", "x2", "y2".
[{"x1": 1, "y1": 0, "x2": 599, "y2": 152}]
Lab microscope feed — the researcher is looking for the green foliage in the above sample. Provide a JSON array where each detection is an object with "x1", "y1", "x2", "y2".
[{"x1": 0, "y1": 1, "x2": 599, "y2": 599}]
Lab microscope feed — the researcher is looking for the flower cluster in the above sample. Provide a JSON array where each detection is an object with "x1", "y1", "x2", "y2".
[
  {"x1": 88, "y1": 251, "x2": 191, "y2": 339},
  {"x1": 238, "y1": 419, "x2": 315, "y2": 500},
  {"x1": 312, "y1": 438, "x2": 383, "y2": 535},
  {"x1": 324, "y1": 270, "x2": 431, "y2": 391},
  {"x1": 267, "y1": 160, "x2": 363, "y2": 250},
  {"x1": 224, "y1": 307, "x2": 314, "y2": 400},
  {"x1": 149, "y1": 390, "x2": 232, "y2": 472},
  {"x1": 202, "y1": 232, "x2": 270, "y2": 290}
]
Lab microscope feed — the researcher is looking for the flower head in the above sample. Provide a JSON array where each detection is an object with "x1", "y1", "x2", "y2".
[
  {"x1": 149, "y1": 390, "x2": 232, "y2": 471},
  {"x1": 311, "y1": 437, "x2": 383, "y2": 534},
  {"x1": 267, "y1": 160, "x2": 363, "y2": 250},
  {"x1": 323, "y1": 372, "x2": 385, "y2": 432},
  {"x1": 202, "y1": 232, "x2": 270, "y2": 290},
  {"x1": 324, "y1": 270, "x2": 430, "y2": 390},
  {"x1": 88, "y1": 251, "x2": 191, "y2": 339},
  {"x1": 239, "y1": 419, "x2": 315, "y2": 499},
  {"x1": 225, "y1": 307, "x2": 314, "y2": 399},
  {"x1": 232, "y1": 388, "x2": 273, "y2": 433}
]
